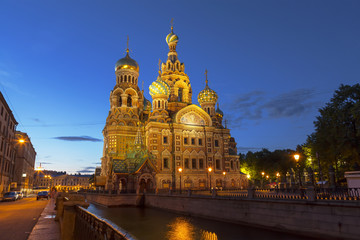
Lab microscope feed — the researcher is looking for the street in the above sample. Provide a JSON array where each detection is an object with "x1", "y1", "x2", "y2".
[{"x1": 0, "y1": 197, "x2": 48, "y2": 240}]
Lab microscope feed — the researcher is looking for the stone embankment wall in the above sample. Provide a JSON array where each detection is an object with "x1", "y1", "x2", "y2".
[
  {"x1": 85, "y1": 193, "x2": 360, "y2": 240},
  {"x1": 85, "y1": 193, "x2": 139, "y2": 207}
]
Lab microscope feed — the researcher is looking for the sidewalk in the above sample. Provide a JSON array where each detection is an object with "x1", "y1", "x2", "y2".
[{"x1": 28, "y1": 199, "x2": 60, "y2": 240}]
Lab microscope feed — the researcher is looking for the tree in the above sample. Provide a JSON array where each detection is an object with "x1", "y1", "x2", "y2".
[{"x1": 307, "y1": 84, "x2": 360, "y2": 182}]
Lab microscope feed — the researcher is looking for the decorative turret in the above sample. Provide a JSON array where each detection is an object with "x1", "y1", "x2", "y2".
[
  {"x1": 216, "y1": 103, "x2": 224, "y2": 125},
  {"x1": 198, "y1": 70, "x2": 218, "y2": 116}
]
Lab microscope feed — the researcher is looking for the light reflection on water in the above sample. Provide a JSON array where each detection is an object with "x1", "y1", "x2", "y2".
[
  {"x1": 166, "y1": 217, "x2": 218, "y2": 240},
  {"x1": 87, "y1": 204, "x2": 316, "y2": 240}
]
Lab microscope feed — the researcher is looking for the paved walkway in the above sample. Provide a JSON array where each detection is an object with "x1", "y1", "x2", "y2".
[{"x1": 28, "y1": 199, "x2": 60, "y2": 240}]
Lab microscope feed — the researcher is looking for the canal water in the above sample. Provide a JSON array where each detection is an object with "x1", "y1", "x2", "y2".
[{"x1": 87, "y1": 204, "x2": 317, "y2": 240}]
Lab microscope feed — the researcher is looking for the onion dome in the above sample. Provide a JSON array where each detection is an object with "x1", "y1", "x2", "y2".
[
  {"x1": 216, "y1": 103, "x2": 223, "y2": 117},
  {"x1": 143, "y1": 97, "x2": 152, "y2": 111},
  {"x1": 149, "y1": 76, "x2": 170, "y2": 97},
  {"x1": 115, "y1": 50, "x2": 139, "y2": 72},
  {"x1": 198, "y1": 70, "x2": 218, "y2": 104},
  {"x1": 165, "y1": 27, "x2": 179, "y2": 45}
]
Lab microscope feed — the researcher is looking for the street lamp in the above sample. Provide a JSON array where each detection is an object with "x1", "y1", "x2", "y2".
[
  {"x1": 208, "y1": 167, "x2": 213, "y2": 192},
  {"x1": 294, "y1": 154, "x2": 302, "y2": 187},
  {"x1": 261, "y1": 172, "x2": 265, "y2": 189},
  {"x1": 178, "y1": 167, "x2": 182, "y2": 194},
  {"x1": 222, "y1": 171, "x2": 226, "y2": 189}
]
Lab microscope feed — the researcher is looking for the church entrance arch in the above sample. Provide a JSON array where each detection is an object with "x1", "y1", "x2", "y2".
[{"x1": 138, "y1": 173, "x2": 155, "y2": 193}]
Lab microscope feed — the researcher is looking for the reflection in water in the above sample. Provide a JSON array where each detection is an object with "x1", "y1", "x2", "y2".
[
  {"x1": 166, "y1": 217, "x2": 218, "y2": 240},
  {"x1": 201, "y1": 230, "x2": 218, "y2": 240}
]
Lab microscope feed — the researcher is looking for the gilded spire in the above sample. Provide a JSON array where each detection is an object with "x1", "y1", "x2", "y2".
[
  {"x1": 126, "y1": 35, "x2": 129, "y2": 53},
  {"x1": 135, "y1": 121, "x2": 143, "y2": 147},
  {"x1": 158, "y1": 59, "x2": 162, "y2": 75},
  {"x1": 205, "y1": 69, "x2": 208, "y2": 86}
]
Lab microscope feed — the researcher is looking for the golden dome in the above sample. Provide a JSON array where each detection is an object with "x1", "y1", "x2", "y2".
[
  {"x1": 198, "y1": 70, "x2": 218, "y2": 104},
  {"x1": 115, "y1": 51, "x2": 139, "y2": 72}
]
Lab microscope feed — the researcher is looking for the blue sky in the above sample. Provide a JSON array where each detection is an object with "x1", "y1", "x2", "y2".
[{"x1": 1, "y1": 1, "x2": 359, "y2": 174}]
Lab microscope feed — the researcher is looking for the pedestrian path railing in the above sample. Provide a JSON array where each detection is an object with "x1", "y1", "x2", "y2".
[
  {"x1": 81, "y1": 187, "x2": 360, "y2": 202},
  {"x1": 74, "y1": 206, "x2": 138, "y2": 240}
]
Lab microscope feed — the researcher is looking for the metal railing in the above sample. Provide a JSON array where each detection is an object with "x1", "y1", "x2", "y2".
[
  {"x1": 315, "y1": 188, "x2": 360, "y2": 200},
  {"x1": 81, "y1": 187, "x2": 360, "y2": 202},
  {"x1": 74, "y1": 205, "x2": 138, "y2": 240}
]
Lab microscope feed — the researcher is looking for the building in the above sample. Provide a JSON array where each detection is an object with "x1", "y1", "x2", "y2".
[
  {"x1": 0, "y1": 91, "x2": 18, "y2": 196},
  {"x1": 53, "y1": 174, "x2": 91, "y2": 192},
  {"x1": 13, "y1": 131, "x2": 36, "y2": 194},
  {"x1": 100, "y1": 26, "x2": 247, "y2": 192},
  {"x1": 34, "y1": 170, "x2": 66, "y2": 189}
]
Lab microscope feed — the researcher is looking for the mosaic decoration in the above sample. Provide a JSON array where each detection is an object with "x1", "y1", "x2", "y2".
[{"x1": 180, "y1": 112, "x2": 206, "y2": 126}]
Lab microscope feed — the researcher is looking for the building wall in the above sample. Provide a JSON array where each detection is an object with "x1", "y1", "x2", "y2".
[
  {"x1": 13, "y1": 131, "x2": 36, "y2": 192},
  {"x1": 0, "y1": 92, "x2": 18, "y2": 196}
]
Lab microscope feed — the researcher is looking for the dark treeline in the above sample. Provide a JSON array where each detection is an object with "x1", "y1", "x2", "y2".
[{"x1": 240, "y1": 84, "x2": 360, "y2": 186}]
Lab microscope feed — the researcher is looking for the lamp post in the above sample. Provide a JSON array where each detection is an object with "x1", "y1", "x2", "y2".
[
  {"x1": 276, "y1": 172, "x2": 280, "y2": 188},
  {"x1": 208, "y1": 167, "x2": 212, "y2": 193},
  {"x1": 178, "y1": 167, "x2": 182, "y2": 194},
  {"x1": 266, "y1": 175, "x2": 269, "y2": 188},
  {"x1": 222, "y1": 171, "x2": 226, "y2": 190},
  {"x1": 261, "y1": 171, "x2": 265, "y2": 188},
  {"x1": 294, "y1": 154, "x2": 302, "y2": 187}
]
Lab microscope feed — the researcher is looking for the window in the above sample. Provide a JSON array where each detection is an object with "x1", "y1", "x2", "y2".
[
  {"x1": 199, "y1": 159, "x2": 204, "y2": 169},
  {"x1": 163, "y1": 136, "x2": 168, "y2": 144},
  {"x1": 215, "y1": 140, "x2": 219, "y2": 147},
  {"x1": 191, "y1": 138, "x2": 195, "y2": 145},
  {"x1": 178, "y1": 88, "x2": 183, "y2": 101},
  {"x1": 127, "y1": 95, "x2": 132, "y2": 107},
  {"x1": 192, "y1": 159, "x2": 196, "y2": 169},
  {"x1": 198, "y1": 139, "x2": 202, "y2": 146},
  {"x1": 184, "y1": 137, "x2": 188, "y2": 145},
  {"x1": 216, "y1": 160, "x2": 221, "y2": 170},
  {"x1": 184, "y1": 158, "x2": 189, "y2": 169},
  {"x1": 119, "y1": 96, "x2": 122, "y2": 106},
  {"x1": 231, "y1": 161, "x2": 234, "y2": 170},
  {"x1": 163, "y1": 158, "x2": 169, "y2": 169}
]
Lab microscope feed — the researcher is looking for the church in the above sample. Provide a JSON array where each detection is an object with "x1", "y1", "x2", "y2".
[{"x1": 100, "y1": 25, "x2": 247, "y2": 193}]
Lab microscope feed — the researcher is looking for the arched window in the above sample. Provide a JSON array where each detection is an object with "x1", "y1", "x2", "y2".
[
  {"x1": 120, "y1": 76, "x2": 123, "y2": 82},
  {"x1": 158, "y1": 101, "x2": 160, "y2": 109},
  {"x1": 127, "y1": 95, "x2": 132, "y2": 107},
  {"x1": 119, "y1": 96, "x2": 122, "y2": 107},
  {"x1": 207, "y1": 108, "x2": 210, "y2": 114},
  {"x1": 178, "y1": 88, "x2": 183, "y2": 102}
]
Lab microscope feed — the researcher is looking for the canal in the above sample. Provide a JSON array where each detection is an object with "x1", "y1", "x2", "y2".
[{"x1": 87, "y1": 204, "x2": 318, "y2": 240}]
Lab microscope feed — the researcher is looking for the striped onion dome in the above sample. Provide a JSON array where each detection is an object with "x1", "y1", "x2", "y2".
[
  {"x1": 165, "y1": 27, "x2": 179, "y2": 45},
  {"x1": 149, "y1": 76, "x2": 170, "y2": 97}
]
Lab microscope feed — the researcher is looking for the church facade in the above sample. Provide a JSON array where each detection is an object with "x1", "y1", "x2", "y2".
[{"x1": 100, "y1": 26, "x2": 247, "y2": 193}]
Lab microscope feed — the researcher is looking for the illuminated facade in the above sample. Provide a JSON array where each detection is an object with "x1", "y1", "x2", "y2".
[
  {"x1": 0, "y1": 91, "x2": 18, "y2": 196},
  {"x1": 101, "y1": 27, "x2": 247, "y2": 192}
]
